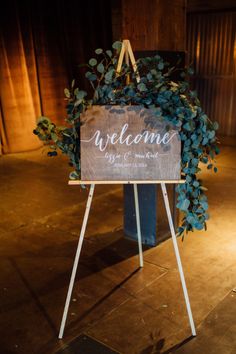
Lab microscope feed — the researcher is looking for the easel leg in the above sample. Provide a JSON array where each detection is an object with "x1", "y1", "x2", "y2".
[
  {"x1": 161, "y1": 183, "x2": 196, "y2": 336},
  {"x1": 58, "y1": 184, "x2": 95, "y2": 339},
  {"x1": 133, "y1": 184, "x2": 144, "y2": 268}
]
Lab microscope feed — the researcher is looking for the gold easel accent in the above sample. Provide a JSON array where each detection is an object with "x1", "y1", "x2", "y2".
[{"x1": 116, "y1": 39, "x2": 140, "y2": 83}]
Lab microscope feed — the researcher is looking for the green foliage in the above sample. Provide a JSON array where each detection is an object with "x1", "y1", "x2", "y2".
[
  {"x1": 33, "y1": 41, "x2": 220, "y2": 238},
  {"x1": 95, "y1": 48, "x2": 103, "y2": 55},
  {"x1": 89, "y1": 58, "x2": 97, "y2": 66},
  {"x1": 112, "y1": 41, "x2": 122, "y2": 50}
]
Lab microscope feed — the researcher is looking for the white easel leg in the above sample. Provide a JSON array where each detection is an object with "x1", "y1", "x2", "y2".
[
  {"x1": 133, "y1": 184, "x2": 144, "y2": 268},
  {"x1": 58, "y1": 184, "x2": 95, "y2": 339},
  {"x1": 161, "y1": 183, "x2": 196, "y2": 336}
]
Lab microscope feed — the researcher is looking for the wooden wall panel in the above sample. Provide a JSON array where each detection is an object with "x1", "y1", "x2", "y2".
[
  {"x1": 113, "y1": 0, "x2": 186, "y2": 51},
  {"x1": 187, "y1": 0, "x2": 236, "y2": 12},
  {"x1": 187, "y1": 11, "x2": 236, "y2": 137}
]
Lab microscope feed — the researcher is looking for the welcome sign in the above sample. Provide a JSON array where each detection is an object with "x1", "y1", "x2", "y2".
[{"x1": 80, "y1": 106, "x2": 181, "y2": 181}]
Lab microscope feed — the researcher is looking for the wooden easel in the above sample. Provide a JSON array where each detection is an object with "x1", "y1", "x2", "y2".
[{"x1": 58, "y1": 40, "x2": 196, "y2": 339}]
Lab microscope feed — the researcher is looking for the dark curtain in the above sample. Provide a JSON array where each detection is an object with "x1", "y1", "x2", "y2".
[{"x1": 0, "y1": 0, "x2": 112, "y2": 153}]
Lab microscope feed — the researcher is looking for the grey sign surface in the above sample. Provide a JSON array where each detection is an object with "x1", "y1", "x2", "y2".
[{"x1": 80, "y1": 105, "x2": 181, "y2": 181}]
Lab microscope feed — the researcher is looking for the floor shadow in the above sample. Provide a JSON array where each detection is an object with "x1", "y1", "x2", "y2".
[
  {"x1": 10, "y1": 258, "x2": 58, "y2": 337},
  {"x1": 140, "y1": 338, "x2": 165, "y2": 354},
  {"x1": 66, "y1": 268, "x2": 141, "y2": 332},
  {"x1": 2, "y1": 229, "x2": 149, "y2": 310},
  {"x1": 162, "y1": 336, "x2": 194, "y2": 353},
  {"x1": 139, "y1": 336, "x2": 194, "y2": 354},
  {"x1": 56, "y1": 334, "x2": 120, "y2": 354},
  {"x1": 4, "y1": 229, "x2": 150, "y2": 340},
  {"x1": 8, "y1": 249, "x2": 143, "y2": 341}
]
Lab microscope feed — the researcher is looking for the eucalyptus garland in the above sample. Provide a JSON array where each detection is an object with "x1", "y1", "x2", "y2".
[{"x1": 34, "y1": 41, "x2": 219, "y2": 238}]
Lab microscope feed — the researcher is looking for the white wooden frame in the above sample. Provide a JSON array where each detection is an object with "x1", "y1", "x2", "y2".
[{"x1": 58, "y1": 180, "x2": 196, "y2": 339}]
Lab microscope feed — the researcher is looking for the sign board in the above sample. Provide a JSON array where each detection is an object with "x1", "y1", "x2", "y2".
[{"x1": 80, "y1": 105, "x2": 181, "y2": 181}]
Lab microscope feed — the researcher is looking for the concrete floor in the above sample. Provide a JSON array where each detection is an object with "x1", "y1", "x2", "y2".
[{"x1": 0, "y1": 145, "x2": 235, "y2": 354}]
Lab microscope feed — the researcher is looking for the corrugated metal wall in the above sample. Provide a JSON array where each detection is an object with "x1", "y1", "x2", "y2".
[{"x1": 187, "y1": 11, "x2": 236, "y2": 136}]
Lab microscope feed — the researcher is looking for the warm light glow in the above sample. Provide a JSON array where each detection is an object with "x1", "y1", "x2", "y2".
[{"x1": 196, "y1": 33, "x2": 200, "y2": 61}]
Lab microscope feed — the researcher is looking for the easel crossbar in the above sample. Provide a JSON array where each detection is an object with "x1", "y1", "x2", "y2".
[{"x1": 68, "y1": 180, "x2": 185, "y2": 185}]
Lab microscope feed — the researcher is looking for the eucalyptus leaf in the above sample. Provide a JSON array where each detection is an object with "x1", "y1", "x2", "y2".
[
  {"x1": 69, "y1": 171, "x2": 79, "y2": 180},
  {"x1": 137, "y1": 83, "x2": 147, "y2": 92},
  {"x1": 106, "y1": 50, "x2": 112, "y2": 57},
  {"x1": 51, "y1": 132, "x2": 58, "y2": 142},
  {"x1": 213, "y1": 121, "x2": 219, "y2": 130},
  {"x1": 200, "y1": 201, "x2": 209, "y2": 210},
  {"x1": 97, "y1": 63, "x2": 105, "y2": 73},
  {"x1": 85, "y1": 71, "x2": 97, "y2": 81},
  {"x1": 37, "y1": 116, "x2": 51, "y2": 124},
  {"x1": 157, "y1": 62, "x2": 164, "y2": 70},
  {"x1": 64, "y1": 88, "x2": 70, "y2": 98},
  {"x1": 112, "y1": 41, "x2": 122, "y2": 50},
  {"x1": 89, "y1": 58, "x2": 97, "y2": 66},
  {"x1": 95, "y1": 48, "x2": 103, "y2": 54},
  {"x1": 177, "y1": 199, "x2": 190, "y2": 212},
  {"x1": 76, "y1": 90, "x2": 87, "y2": 100}
]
